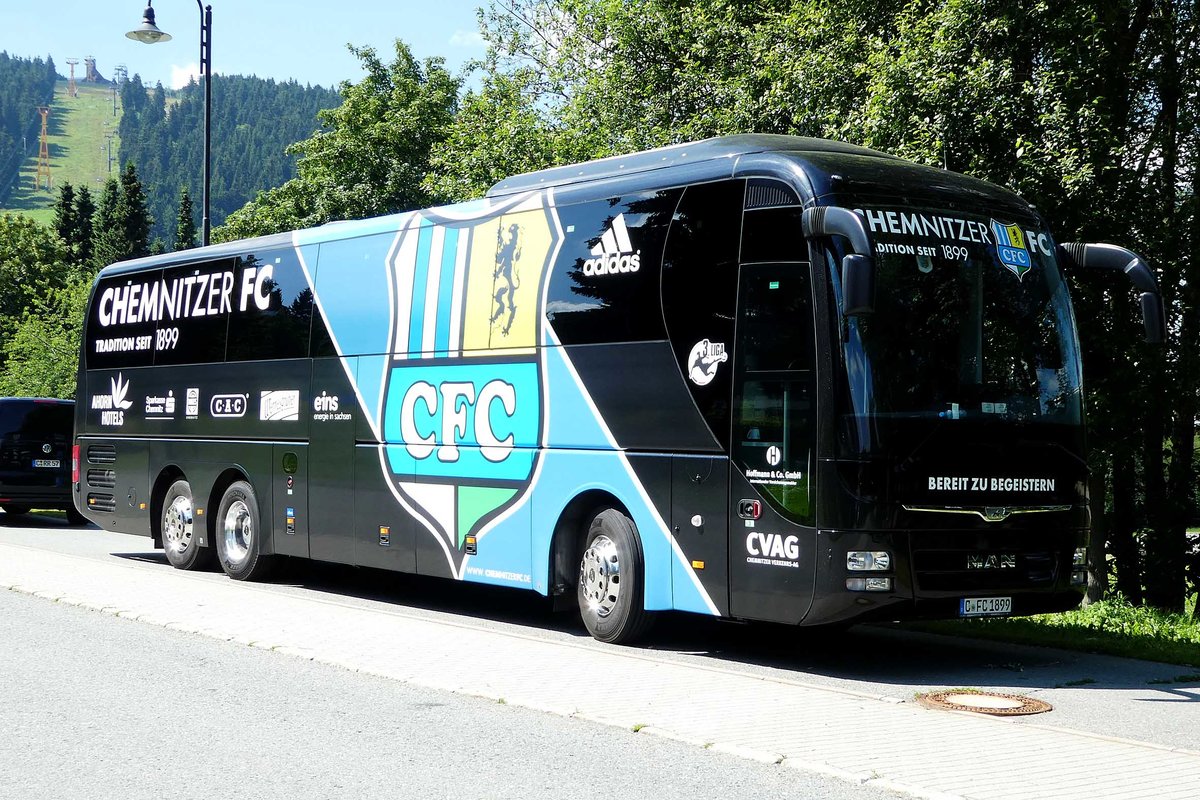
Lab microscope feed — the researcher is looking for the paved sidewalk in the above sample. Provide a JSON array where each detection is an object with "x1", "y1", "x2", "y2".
[{"x1": 2, "y1": 540, "x2": 1197, "y2": 800}]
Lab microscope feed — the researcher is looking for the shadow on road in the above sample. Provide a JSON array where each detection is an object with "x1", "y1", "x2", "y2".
[{"x1": 101, "y1": 546, "x2": 1200, "y2": 699}]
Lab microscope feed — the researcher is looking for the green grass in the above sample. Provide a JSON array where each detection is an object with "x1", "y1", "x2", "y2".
[
  {"x1": 2, "y1": 80, "x2": 122, "y2": 224},
  {"x1": 913, "y1": 595, "x2": 1200, "y2": 667}
]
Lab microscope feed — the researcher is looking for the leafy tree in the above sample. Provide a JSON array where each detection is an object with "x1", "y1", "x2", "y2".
[
  {"x1": 0, "y1": 279, "x2": 89, "y2": 399},
  {"x1": 0, "y1": 213, "x2": 72, "y2": 376},
  {"x1": 217, "y1": 41, "x2": 460, "y2": 239},
  {"x1": 424, "y1": 65, "x2": 558, "y2": 203}
]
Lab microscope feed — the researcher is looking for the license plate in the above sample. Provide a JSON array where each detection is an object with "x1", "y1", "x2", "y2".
[
  {"x1": 960, "y1": 596, "x2": 1012, "y2": 617},
  {"x1": 32, "y1": 459, "x2": 61, "y2": 468}
]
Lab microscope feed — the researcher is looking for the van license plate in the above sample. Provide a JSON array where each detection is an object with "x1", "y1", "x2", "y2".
[
  {"x1": 960, "y1": 596, "x2": 1012, "y2": 617},
  {"x1": 32, "y1": 459, "x2": 61, "y2": 468}
]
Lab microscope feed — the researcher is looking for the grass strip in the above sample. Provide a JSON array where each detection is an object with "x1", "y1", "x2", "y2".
[{"x1": 911, "y1": 595, "x2": 1200, "y2": 667}]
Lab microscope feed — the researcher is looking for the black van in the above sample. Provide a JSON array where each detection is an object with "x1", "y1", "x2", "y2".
[{"x1": 0, "y1": 397, "x2": 85, "y2": 524}]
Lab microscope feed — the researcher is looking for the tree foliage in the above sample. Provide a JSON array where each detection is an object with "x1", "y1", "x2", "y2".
[
  {"x1": 0, "y1": 52, "x2": 57, "y2": 205},
  {"x1": 218, "y1": 42, "x2": 460, "y2": 240},
  {"x1": 117, "y1": 73, "x2": 341, "y2": 243}
]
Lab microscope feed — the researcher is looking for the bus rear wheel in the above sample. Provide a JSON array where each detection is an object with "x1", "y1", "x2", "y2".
[
  {"x1": 216, "y1": 481, "x2": 274, "y2": 581},
  {"x1": 577, "y1": 509, "x2": 653, "y2": 644},
  {"x1": 161, "y1": 479, "x2": 214, "y2": 571}
]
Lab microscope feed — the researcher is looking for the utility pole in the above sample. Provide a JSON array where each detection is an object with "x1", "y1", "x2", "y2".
[{"x1": 35, "y1": 107, "x2": 51, "y2": 191}]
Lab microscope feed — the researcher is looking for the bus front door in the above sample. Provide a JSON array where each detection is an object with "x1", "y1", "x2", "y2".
[{"x1": 727, "y1": 261, "x2": 818, "y2": 624}]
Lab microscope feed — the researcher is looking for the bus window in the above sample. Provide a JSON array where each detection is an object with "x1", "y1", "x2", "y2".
[
  {"x1": 153, "y1": 259, "x2": 234, "y2": 366},
  {"x1": 86, "y1": 270, "x2": 161, "y2": 370},
  {"x1": 662, "y1": 179, "x2": 744, "y2": 442},
  {"x1": 226, "y1": 249, "x2": 314, "y2": 361}
]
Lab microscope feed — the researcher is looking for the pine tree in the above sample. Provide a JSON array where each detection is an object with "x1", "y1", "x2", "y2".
[
  {"x1": 52, "y1": 183, "x2": 79, "y2": 255},
  {"x1": 175, "y1": 187, "x2": 197, "y2": 251},
  {"x1": 74, "y1": 186, "x2": 95, "y2": 269},
  {"x1": 91, "y1": 177, "x2": 125, "y2": 270},
  {"x1": 118, "y1": 163, "x2": 153, "y2": 260}
]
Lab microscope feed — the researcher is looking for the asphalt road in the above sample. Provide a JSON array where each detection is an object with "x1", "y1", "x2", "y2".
[
  {"x1": 0, "y1": 574, "x2": 901, "y2": 800},
  {"x1": 2, "y1": 512, "x2": 1197, "y2": 760}
]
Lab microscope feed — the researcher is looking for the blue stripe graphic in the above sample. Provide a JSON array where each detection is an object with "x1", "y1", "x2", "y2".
[
  {"x1": 435, "y1": 227, "x2": 459, "y2": 356},
  {"x1": 408, "y1": 223, "x2": 434, "y2": 355}
]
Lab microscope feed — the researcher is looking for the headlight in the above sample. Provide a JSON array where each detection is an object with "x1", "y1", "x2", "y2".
[{"x1": 847, "y1": 551, "x2": 891, "y2": 571}]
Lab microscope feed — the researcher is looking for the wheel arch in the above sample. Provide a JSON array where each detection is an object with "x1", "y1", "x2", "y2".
[
  {"x1": 207, "y1": 467, "x2": 273, "y2": 555},
  {"x1": 548, "y1": 489, "x2": 630, "y2": 609},
  {"x1": 150, "y1": 465, "x2": 187, "y2": 549}
]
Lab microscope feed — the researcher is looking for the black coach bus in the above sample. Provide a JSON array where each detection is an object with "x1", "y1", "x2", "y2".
[{"x1": 73, "y1": 135, "x2": 1162, "y2": 643}]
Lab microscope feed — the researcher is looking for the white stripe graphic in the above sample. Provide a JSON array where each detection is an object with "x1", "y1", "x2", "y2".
[
  {"x1": 612, "y1": 214, "x2": 632, "y2": 252},
  {"x1": 390, "y1": 220, "x2": 422, "y2": 360},
  {"x1": 422, "y1": 225, "x2": 445, "y2": 355}
]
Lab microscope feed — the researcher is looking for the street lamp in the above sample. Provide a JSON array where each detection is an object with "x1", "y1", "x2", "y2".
[{"x1": 127, "y1": 1, "x2": 213, "y2": 246}]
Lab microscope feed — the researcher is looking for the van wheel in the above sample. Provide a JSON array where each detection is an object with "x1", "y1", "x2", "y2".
[
  {"x1": 216, "y1": 481, "x2": 274, "y2": 581},
  {"x1": 577, "y1": 509, "x2": 653, "y2": 644},
  {"x1": 161, "y1": 479, "x2": 214, "y2": 570},
  {"x1": 1, "y1": 504, "x2": 30, "y2": 516}
]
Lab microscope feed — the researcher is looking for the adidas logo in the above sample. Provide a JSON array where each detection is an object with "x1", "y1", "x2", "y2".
[{"x1": 583, "y1": 214, "x2": 641, "y2": 276}]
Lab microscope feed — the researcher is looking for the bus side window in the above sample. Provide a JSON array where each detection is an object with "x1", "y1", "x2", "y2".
[
  {"x1": 226, "y1": 249, "x2": 314, "y2": 362},
  {"x1": 154, "y1": 259, "x2": 233, "y2": 366}
]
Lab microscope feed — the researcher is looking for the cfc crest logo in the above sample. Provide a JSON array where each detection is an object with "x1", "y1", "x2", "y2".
[
  {"x1": 991, "y1": 220, "x2": 1032, "y2": 280},
  {"x1": 380, "y1": 197, "x2": 558, "y2": 574}
]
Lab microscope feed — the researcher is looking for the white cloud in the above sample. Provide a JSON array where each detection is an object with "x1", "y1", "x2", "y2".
[
  {"x1": 448, "y1": 29, "x2": 484, "y2": 49},
  {"x1": 170, "y1": 63, "x2": 201, "y2": 90}
]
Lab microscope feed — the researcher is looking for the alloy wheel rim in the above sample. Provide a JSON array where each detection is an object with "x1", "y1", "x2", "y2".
[
  {"x1": 163, "y1": 494, "x2": 193, "y2": 555},
  {"x1": 580, "y1": 534, "x2": 621, "y2": 618},
  {"x1": 222, "y1": 499, "x2": 253, "y2": 567}
]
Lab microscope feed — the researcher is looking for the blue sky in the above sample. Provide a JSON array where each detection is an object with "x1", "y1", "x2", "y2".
[{"x1": 2, "y1": 1, "x2": 490, "y2": 89}]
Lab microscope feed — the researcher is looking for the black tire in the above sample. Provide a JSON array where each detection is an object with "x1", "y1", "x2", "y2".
[
  {"x1": 215, "y1": 480, "x2": 274, "y2": 581},
  {"x1": 161, "y1": 479, "x2": 214, "y2": 570},
  {"x1": 577, "y1": 508, "x2": 654, "y2": 644},
  {"x1": 2, "y1": 504, "x2": 31, "y2": 516},
  {"x1": 65, "y1": 505, "x2": 87, "y2": 526}
]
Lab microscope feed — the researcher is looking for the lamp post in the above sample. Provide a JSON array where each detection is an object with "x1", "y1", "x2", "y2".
[{"x1": 127, "y1": 1, "x2": 212, "y2": 247}]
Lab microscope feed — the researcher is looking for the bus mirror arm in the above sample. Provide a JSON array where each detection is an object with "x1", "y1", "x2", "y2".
[
  {"x1": 1058, "y1": 243, "x2": 1164, "y2": 343},
  {"x1": 803, "y1": 207, "x2": 875, "y2": 316}
]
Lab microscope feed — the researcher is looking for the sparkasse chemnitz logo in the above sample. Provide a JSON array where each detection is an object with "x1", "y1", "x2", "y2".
[
  {"x1": 91, "y1": 373, "x2": 133, "y2": 426},
  {"x1": 582, "y1": 214, "x2": 640, "y2": 276}
]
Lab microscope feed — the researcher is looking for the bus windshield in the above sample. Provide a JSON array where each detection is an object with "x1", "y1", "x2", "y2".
[{"x1": 831, "y1": 203, "x2": 1083, "y2": 453}]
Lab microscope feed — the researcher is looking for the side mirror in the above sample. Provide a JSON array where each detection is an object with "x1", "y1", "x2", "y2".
[
  {"x1": 1059, "y1": 243, "x2": 1164, "y2": 343},
  {"x1": 842, "y1": 254, "x2": 874, "y2": 316},
  {"x1": 802, "y1": 206, "x2": 875, "y2": 316}
]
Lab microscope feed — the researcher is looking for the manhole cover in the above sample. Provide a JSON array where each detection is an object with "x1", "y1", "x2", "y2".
[{"x1": 916, "y1": 690, "x2": 1052, "y2": 716}]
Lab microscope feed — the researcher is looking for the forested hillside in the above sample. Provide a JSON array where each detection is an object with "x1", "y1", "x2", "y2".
[
  {"x1": 118, "y1": 74, "x2": 340, "y2": 243},
  {"x1": 0, "y1": 53, "x2": 58, "y2": 206}
]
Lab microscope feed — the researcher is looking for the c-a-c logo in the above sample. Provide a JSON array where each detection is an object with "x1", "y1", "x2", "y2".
[{"x1": 210, "y1": 394, "x2": 247, "y2": 418}]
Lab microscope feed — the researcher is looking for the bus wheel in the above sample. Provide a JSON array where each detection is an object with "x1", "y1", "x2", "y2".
[
  {"x1": 216, "y1": 481, "x2": 274, "y2": 581},
  {"x1": 577, "y1": 509, "x2": 653, "y2": 644},
  {"x1": 161, "y1": 479, "x2": 213, "y2": 570}
]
